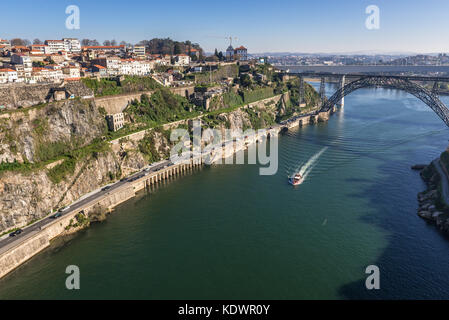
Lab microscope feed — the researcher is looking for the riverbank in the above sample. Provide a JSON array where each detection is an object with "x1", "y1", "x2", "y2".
[
  {"x1": 417, "y1": 152, "x2": 449, "y2": 233},
  {"x1": 0, "y1": 100, "x2": 339, "y2": 279}
]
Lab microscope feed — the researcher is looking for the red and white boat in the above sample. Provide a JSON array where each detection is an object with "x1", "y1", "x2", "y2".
[{"x1": 288, "y1": 173, "x2": 303, "y2": 186}]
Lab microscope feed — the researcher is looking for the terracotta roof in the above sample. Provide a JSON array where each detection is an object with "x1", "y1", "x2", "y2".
[
  {"x1": 0, "y1": 68, "x2": 17, "y2": 73},
  {"x1": 235, "y1": 46, "x2": 247, "y2": 50},
  {"x1": 93, "y1": 64, "x2": 106, "y2": 69}
]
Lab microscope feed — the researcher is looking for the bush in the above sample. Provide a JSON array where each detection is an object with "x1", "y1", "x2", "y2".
[
  {"x1": 47, "y1": 158, "x2": 77, "y2": 184},
  {"x1": 82, "y1": 76, "x2": 161, "y2": 97},
  {"x1": 240, "y1": 87, "x2": 274, "y2": 104},
  {"x1": 127, "y1": 89, "x2": 197, "y2": 125}
]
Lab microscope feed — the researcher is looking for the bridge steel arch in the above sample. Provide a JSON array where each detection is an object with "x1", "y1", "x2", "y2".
[{"x1": 320, "y1": 76, "x2": 449, "y2": 127}]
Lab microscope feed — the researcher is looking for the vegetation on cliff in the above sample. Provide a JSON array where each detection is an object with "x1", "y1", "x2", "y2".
[
  {"x1": 82, "y1": 76, "x2": 161, "y2": 97},
  {"x1": 126, "y1": 89, "x2": 200, "y2": 125}
]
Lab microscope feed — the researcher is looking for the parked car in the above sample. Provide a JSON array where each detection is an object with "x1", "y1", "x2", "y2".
[
  {"x1": 102, "y1": 186, "x2": 111, "y2": 191},
  {"x1": 50, "y1": 212, "x2": 62, "y2": 219},
  {"x1": 9, "y1": 229, "x2": 23, "y2": 237}
]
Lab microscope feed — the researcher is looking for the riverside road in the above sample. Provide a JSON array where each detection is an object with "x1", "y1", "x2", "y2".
[{"x1": 0, "y1": 160, "x2": 171, "y2": 253}]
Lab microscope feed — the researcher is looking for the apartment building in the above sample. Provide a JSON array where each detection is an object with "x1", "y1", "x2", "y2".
[
  {"x1": 63, "y1": 38, "x2": 81, "y2": 53},
  {"x1": 173, "y1": 54, "x2": 190, "y2": 66},
  {"x1": 0, "y1": 68, "x2": 18, "y2": 83},
  {"x1": 30, "y1": 44, "x2": 50, "y2": 54},
  {"x1": 106, "y1": 113, "x2": 125, "y2": 131},
  {"x1": 45, "y1": 40, "x2": 65, "y2": 53},
  {"x1": 133, "y1": 45, "x2": 146, "y2": 58}
]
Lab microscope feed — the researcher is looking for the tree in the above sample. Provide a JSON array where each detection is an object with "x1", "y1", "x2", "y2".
[
  {"x1": 120, "y1": 41, "x2": 127, "y2": 46},
  {"x1": 23, "y1": 39, "x2": 31, "y2": 46},
  {"x1": 111, "y1": 40, "x2": 117, "y2": 46},
  {"x1": 173, "y1": 42, "x2": 182, "y2": 55},
  {"x1": 32, "y1": 61, "x2": 45, "y2": 67},
  {"x1": 10, "y1": 38, "x2": 26, "y2": 46},
  {"x1": 33, "y1": 38, "x2": 43, "y2": 45},
  {"x1": 240, "y1": 74, "x2": 252, "y2": 88},
  {"x1": 103, "y1": 40, "x2": 111, "y2": 46}
]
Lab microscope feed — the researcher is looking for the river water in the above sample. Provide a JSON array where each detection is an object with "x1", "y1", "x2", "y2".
[{"x1": 1, "y1": 83, "x2": 449, "y2": 299}]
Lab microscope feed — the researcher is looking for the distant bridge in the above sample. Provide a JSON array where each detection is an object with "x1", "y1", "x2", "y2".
[{"x1": 286, "y1": 72, "x2": 449, "y2": 127}]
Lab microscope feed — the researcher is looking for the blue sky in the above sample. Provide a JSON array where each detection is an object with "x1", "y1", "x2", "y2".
[{"x1": 2, "y1": 0, "x2": 449, "y2": 54}]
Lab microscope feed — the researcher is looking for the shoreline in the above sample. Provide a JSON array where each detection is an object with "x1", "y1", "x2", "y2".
[
  {"x1": 417, "y1": 156, "x2": 449, "y2": 233},
  {"x1": 0, "y1": 102, "x2": 339, "y2": 279}
]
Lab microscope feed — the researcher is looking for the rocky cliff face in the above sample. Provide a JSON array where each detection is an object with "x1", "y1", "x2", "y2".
[
  {"x1": 0, "y1": 98, "x2": 106, "y2": 163},
  {"x1": 0, "y1": 151, "x2": 121, "y2": 233},
  {"x1": 0, "y1": 93, "x2": 290, "y2": 233},
  {"x1": 0, "y1": 82, "x2": 94, "y2": 110}
]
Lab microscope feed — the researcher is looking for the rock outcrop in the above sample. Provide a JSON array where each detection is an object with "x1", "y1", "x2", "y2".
[
  {"x1": 0, "y1": 98, "x2": 107, "y2": 163},
  {"x1": 417, "y1": 163, "x2": 449, "y2": 233}
]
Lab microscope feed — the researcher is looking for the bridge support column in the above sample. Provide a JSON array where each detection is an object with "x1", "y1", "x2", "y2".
[
  {"x1": 338, "y1": 75, "x2": 345, "y2": 108},
  {"x1": 433, "y1": 81, "x2": 439, "y2": 95},
  {"x1": 319, "y1": 77, "x2": 326, "y2": 105}
]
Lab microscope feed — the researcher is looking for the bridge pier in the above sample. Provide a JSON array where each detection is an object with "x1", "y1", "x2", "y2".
[
  {"x1": 337, "y1": 75, "x2": 345, "y2": 108},
  {"x1": 319, "y1": 77, "x2": 326, "y2": 103},
  {"x1": 433, "y1": 81, "x2": 439, "y2": 95}
]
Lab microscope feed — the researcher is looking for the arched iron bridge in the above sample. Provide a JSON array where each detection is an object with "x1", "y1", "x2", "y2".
[{"x1": 288, "y1": 73, "x2": 449, "y2": 127}]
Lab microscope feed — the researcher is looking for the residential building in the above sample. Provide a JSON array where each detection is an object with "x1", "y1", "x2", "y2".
[
  {"x1": 106, "y1": 113, "x2": 125, "y2": 131},
  {"x1": 31, "y1": 67, "x2": 49, "y2": 82},
  {"x1": 91, "y1": 64, "x2": 108, "y2": 77},
  {"x1": 62, "y1": 66, "x2": 81, "y2": 79},
  {"x1": 63, "y1": 38, "x2": 81, "y2": 53},
  {"x1": 0, "y1": 39, "x2": 10, "y2": 46},
  {"x1": 30, "y1": 44, "x2": 50, "y2": 54},
  {"x1": 234, "y1": 46, "x2": 248, "y2": 61},
  {"x1": 173, "y1": 54, "x2": 190, "y2": 66},
  {"x1": 11, "y1": 54, "x2": 32, "y2": 81},
  {"x1": 133, "y1": 45, "x2": 146, "y2": 58},
  {"x1": 45, "y1": 40, "x2": 65, "y2": 53},
  {"x1": 44, "y1": 65, "x2": 64, "y2": 82},
  {"x1": 186, "y1": 48, "x2": 200, "y2": 59},
  {"x1": 119, "y1": 59, "x2": 152, "y2": 76},
  {"x1": 0, "y1": 68, "x2": 18, "y2": 83}
]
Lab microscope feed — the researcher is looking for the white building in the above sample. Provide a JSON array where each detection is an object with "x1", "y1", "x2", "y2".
[
  {"x1": 30, "y1": 44, "x2": 50, "y2": 54},
  {"x1": 63, "y1": 38, "x2": 81, "y2": 53},
  {"x1": 0, "y1": 68, "x2": 18, "y2": 83},
  {"x1": 0, "y1": 39, "x2": 11, "y2": 46},
  {"x1": 63, "y1": 66, "x2": 81, "y2": 79},
  {"x1": 11, "y1": 54, "x2": 33, "y2": 81},
  {"x1": 45, "y1": 40, "x2": 65, "y2": 53},
  {"x1": 173, "y1": 54, "x2": 190, "y2": 66},
  {"x1": 119, "y1": 59, "x2": 152, "y2": 76},
  {"x1": 44, "y1": 65, "x2": 64, "y2": 82},
  {"x1": 106, "y1": 113, "x2": 125, "y2": 131}
]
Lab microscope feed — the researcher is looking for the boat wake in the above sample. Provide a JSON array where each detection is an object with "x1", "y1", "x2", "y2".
[{"x1": 289, "y1": 147, "x2": 328, "y2": 184}]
